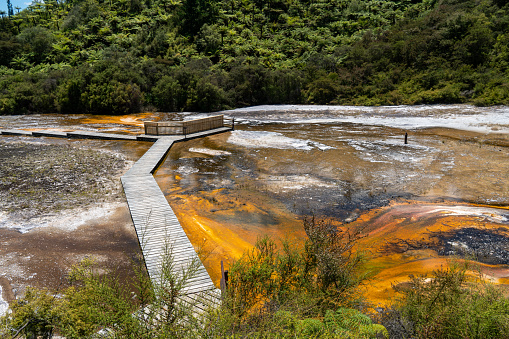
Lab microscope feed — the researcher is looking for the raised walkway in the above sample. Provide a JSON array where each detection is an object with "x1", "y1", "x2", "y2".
[{"x1": 1, "y1": 126, "x2": 232, "y2": 305}]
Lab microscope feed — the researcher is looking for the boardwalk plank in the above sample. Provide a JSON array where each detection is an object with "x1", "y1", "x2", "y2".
[
  {"x1": 32, "y1": 130, "x2": 68, "y2": 138},
  {"x1": 1, "y1": 129, "x2": 33, "y2": 136}
]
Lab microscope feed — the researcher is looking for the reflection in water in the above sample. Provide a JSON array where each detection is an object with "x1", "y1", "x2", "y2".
[{"x1": 1, "y1": 105, "x2": 508, "y2": 305}]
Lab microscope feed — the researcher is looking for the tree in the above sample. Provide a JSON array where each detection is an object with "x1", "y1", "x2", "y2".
[
  {"x1": 179, "y1": 0, "x2": 219, "y2": 36},
  {"x1": 17, "y1": 26, "x2": 55, "y2": 63},
  {"x1": 7, "y1": 0, "x2": 13, "y2": 17}
]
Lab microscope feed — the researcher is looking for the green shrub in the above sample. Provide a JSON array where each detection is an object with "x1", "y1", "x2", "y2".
[
  {"x1": 409, "y1": 82, "x2": 464, "y2": 104},
  {"x1": 82, "y1": 80, "x2": 143, "y2": 114},
  {"x1": 218, "y1": 217, "x2": 370, "y2": 336},
  {"x1": 398, "y1": 262, "x2": 509, "y2": 339},
  {"x1": 305, "y1": 75, "x2": 340, "y2": 104},
  {"x1": 297, "y1": 318, "x2": 325, "y2": 337},
  {"x1": 151, "y1": 75, "x2": 185, "y2": 112},
  {"x1": 324, "y1": 308, "x2": 388, "y2": 338}
]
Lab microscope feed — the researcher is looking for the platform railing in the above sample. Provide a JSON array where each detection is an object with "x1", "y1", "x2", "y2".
[{"x1": 144, "y1": 115, "x2": 230, "y2": 136}]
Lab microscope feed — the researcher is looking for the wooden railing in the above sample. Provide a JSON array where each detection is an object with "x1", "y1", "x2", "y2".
[{"x1": 144, "y1": 115, "x2": 231, "y2": 136}]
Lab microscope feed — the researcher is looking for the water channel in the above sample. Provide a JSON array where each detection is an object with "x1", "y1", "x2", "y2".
[{"x1": 0, "y1": 104, "x2": 508, "y2": 307}]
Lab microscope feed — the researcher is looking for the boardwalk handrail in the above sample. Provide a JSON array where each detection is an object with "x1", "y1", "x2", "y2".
[{"x1": 145, "y1": 115, "x2": 225, "y2": 136}]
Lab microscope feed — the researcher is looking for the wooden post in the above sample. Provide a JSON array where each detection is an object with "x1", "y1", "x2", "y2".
[
  {"x1": 183, "y1": 125, "x2": 187, "y2": 138},
  {"x1": 220, "y1": 260, "x2": 229, "y2": 298},
  {"x1": 404, "y1": 132, "x2": 408, "y2": 144}
]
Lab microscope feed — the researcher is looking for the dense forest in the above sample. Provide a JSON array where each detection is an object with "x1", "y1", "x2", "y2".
[{"x1": 0, "y1": 0, "x2": 508, "y2": 114}]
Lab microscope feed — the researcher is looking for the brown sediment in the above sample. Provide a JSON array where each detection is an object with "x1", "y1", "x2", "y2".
[
  {"x1": 0, "y1": 136, "x2": 150, "y2": 302},
  {"x1": 0, "y1": 138, "x2": 128, "y2": 220},
  {"x1": 0, "y1": 204, "x2": 141, "y2": 298},
  {"x1": 420, "y1": 127, "x2": 509, "y2": 148}
]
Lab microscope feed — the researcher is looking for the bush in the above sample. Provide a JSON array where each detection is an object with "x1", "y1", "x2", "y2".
[
  {"x1": 82, "y1": 80, "x2": 143, "y2": 114},
  {"x1": 395, "y1": 262, "x2": 509, "y2": 339},
  {"x1": 0, "y1": 73, "x2": 60, "y2": 114},
  {"x1": 214, "y1": 217, "x2": 370, "y2": 337},
  {"x1": 0, "y1": 246, "x2": 216, "y2": 338},
  {"x1": 151, "y1": 75, "x2": 185, "y2": 112}
]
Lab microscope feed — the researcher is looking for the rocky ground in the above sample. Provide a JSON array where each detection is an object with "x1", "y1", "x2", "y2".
[
  {"x1": 0, "y1": 138, "x2": 127, "y2": 222},
  {"x1": 0, "y1": 137, "x2": 143, "y2": 310}
]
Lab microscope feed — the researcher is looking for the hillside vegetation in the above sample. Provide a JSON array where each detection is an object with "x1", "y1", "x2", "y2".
[{"x1": 0, "y1": 0, "x2": 508, "y2": 114}]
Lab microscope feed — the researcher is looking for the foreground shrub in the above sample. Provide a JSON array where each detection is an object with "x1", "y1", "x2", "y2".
[
  {"x1": 0, "y1": 246, "x2": 217, "y2": 339},
  {"x1": 202, "y1": 217, "x2": 382, "y2": 337},
  {"x1": 225, "y1": 217, "x2": 369, "y2": 318},
  {"x1": 377, "y1": 262, "x2": 509, "y2": 339}
]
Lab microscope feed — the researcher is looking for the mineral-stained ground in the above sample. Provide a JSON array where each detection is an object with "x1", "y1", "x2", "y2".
[
  {"x1": 0, "y1": 137, "x2": 145, "y2": 306},
  {"x1": 0, "y1": 139, "x2": 126, "y2": 220},
  {"x1": 1, "y1": 106, "x2": 509, "y2": 308}
]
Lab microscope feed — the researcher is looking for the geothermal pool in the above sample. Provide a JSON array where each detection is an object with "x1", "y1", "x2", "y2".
[{"x1": 0, "y1": 104, "x2": 508, "y2": 308}]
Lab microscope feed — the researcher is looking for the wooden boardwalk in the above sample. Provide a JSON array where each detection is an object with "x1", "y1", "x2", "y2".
[
  {"x1": 1, "y1": 127, "x2": 231, "y2": 143},
  {"x1": 121, "y1": 136, "x2": 218, "y2": 294},
  {"x1": 0, "y1": 126, "x2": 232, "y2": 303},
  {"x1": 0, "y1": 129, "x2": 138, "y2": 141}
]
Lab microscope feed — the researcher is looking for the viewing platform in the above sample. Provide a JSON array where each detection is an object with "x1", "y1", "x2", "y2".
[{"x1": 144, "y1": 115, "x2": 233, "y2": 136}]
